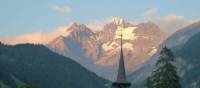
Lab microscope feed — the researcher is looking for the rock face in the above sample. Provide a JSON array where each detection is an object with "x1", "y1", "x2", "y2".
[
  {"x1": 128, "y1": 21, "x2": 200, "y2": 88},
  {"x1": 47, "y1": 18, "x2": 167, "y2": 80}
]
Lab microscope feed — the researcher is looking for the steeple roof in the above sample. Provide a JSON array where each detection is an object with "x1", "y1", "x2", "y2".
[
  {"x1": 112, "y1": 34, "x2": 131, "y2": 87},
  {"x1": 116, "y1": 34, "x2": 127, "y2": 83}
]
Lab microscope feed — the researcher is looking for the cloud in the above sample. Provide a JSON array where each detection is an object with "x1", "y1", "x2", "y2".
[
  {"x1": 152, "y1": 14, "x2": 192, "y2": 33},
  {"x1": 0, "y1": 24, "x2": 73, "y2": 45},
  {"x1": 0, "y1": 32, "x2": 46, "y2": 45},
  {"x1": 144, "y1": 8, "x2": 158, "y2": 17},
  {"x1": 143, "y1": 8, "x2": 193, "y2": 33},
  {"x1": 51, "y1": 5, "x2": 72, "y2": 13},
  {"x1": 87, "y1": 20, "x2": 107, "y2": 32}
]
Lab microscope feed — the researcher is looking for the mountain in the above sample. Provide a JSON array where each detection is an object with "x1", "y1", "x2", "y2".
[
  {"x1": 163, "y1": 21, "x2": 200, "y2": 48},
  {"x1": 47, "y1": 23, "x2": 107, "y2": 79},
  {"x1": 174, "y1": 32, "x2": 200, "y2": 88},
  {"x1": 48, "y1": 23, "x2": 97, "y2": 70},
  {"x1": 47, "y1": 17, "x2": 167, "y2": 80},
  {"x1": 128, "y1": 21, "x2": 200, "y2": 88},
  {"x1": 95, "y1": 21, "x2": 167, "y2": 69},
  {"x1": 0, "y1": 43, "x2": 109, "y2": 88}
]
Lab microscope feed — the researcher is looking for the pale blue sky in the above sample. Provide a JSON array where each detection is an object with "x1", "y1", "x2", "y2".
[{"x1": 0, "y1": 0, "x2": 200, "y2": 37}]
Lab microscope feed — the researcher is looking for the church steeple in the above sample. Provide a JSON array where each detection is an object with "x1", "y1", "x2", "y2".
[
  {"x1": 112, "y1": 34, "x2": 131, "y2": 88},
  {"x1": 116, "y1": 34, "x2": 127, "y2": 82}
]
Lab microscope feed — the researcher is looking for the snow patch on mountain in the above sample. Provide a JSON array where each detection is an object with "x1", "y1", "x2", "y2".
[
  {"x1": 102, "y1": 41, "x2": 134, "y2": 52},
  {"x1": 148, "y1": 47, "x2": 157, "y2": 56},
  {"x1": 102, "y1": 41, "x2": 119, "y2": 51},
  {"x1": 123, "y1": 43, "x2": 134, "y2": 49},
  {"x1": 114, "y1": 26, "x2": 138, "y2": 40}
]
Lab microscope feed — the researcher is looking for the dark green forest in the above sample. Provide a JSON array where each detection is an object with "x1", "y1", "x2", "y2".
[{"x1": 0, "y1": 43, "x2": 109, "y2": 88}]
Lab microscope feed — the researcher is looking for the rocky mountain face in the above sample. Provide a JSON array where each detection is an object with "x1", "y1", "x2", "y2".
[
  {"x1": 128, "y1": 21, "x2": 200, "y2": 88},
  {"x1": 48, "y1": 23, "x2": 98, "y2": 71},
  {"x1": 0, "y1": 43, "x2": 109, "y2": 88},
  {"x1": 47, "y1": 17, "x2": 167, "y2": 80}
]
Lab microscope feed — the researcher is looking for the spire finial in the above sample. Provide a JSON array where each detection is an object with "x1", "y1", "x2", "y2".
[
  {"x1": 120, "y1": 28, "x2": 123, "y2": 48},
  {"x1": 121, "y1": 33, "x2": 123, "y2": 48}
]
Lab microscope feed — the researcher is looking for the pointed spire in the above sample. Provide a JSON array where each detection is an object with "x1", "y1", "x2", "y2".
[
  {"x1": 112, "y1": 32, "x2": 131, "y2": 88},
  {"x1": 116, "y1": 34, "x2": 127, "y2": 82}
]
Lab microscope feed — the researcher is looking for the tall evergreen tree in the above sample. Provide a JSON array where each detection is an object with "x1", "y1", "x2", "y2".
[{"x1": 147, "y1": 47, "x2": 181, "y2": 88}]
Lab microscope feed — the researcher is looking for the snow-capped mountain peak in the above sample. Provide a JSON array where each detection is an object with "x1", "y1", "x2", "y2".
[{"x1": 111, "y1": 17, "x2": 125, "y2": 25}]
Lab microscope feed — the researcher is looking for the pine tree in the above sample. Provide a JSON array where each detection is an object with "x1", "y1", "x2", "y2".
[{"x1": 147, "y1": 47, "x2": 181, "y2": 88}]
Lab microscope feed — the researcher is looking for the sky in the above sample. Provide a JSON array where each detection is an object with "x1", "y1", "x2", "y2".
[{"x1": 0, "y1": 0, "x2": 200, "y2": 42}]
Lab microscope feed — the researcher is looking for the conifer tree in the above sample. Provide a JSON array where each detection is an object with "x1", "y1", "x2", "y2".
[{"x1": 147, "y1": 47, "x2": 181, "y2": 88}]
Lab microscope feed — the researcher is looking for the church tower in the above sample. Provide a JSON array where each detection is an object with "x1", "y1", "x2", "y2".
[{"x1": 112, "y1": 34, "x2": 131, "y2": 88}]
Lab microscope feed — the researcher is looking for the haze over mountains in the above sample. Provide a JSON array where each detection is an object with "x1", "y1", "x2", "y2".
[{"x1": 1, "y1": 17, "x2": 200, "y2": 88}]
